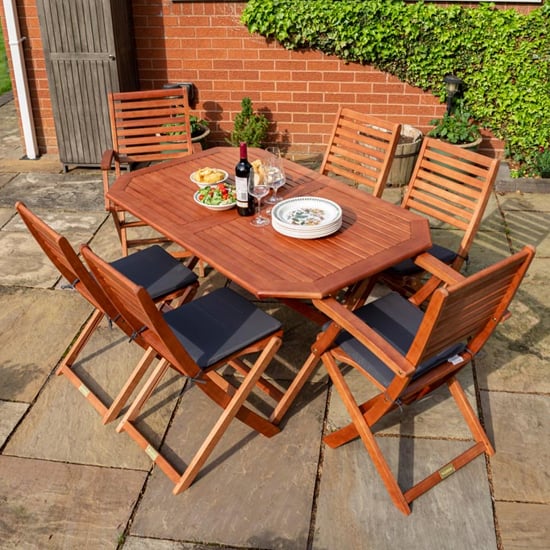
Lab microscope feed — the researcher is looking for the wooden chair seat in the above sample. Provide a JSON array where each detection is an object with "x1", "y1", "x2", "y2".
[
  {"x1": 321, "y1": 107, "x2": 401, "y2": 198},
  {"x1": 15, "y1": 201, "x2": 199, "y2": 424},
  {"x1": 313, "y1": 246, "x2": 535, "y2": 515},
  {"x1": 81, "y1": 244, "x2": 284, "y2": 494}
]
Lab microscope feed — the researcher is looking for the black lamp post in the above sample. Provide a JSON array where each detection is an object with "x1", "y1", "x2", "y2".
[{"x1": 444, "y1": 74, "x2": 463, "y2": 115}]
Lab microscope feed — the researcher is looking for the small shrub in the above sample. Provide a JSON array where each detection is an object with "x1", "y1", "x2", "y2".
[{"x1": 227, "y1": 97, "x2": 269, "y2": 148}]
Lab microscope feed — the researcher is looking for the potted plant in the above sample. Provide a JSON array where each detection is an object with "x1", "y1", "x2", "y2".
[
  {"x1": 227, "y1": 97, "x2": 269, "y2": 147},
  {"x1": 428, "y1": 99, "x2": 482, "y2": 150},
  {"x1": 534, "y1": 146, "x2": 550, "y2": 178},
  {"x1": 190, "y1": 115, "x2": 210, "y2": 143}
]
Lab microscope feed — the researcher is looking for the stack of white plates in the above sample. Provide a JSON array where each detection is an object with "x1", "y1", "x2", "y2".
[{"x1": 271, "y1": 196, "x2": 343, "y2": 239}]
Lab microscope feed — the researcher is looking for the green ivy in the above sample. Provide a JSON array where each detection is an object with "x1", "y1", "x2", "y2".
[{"x1": 242, "y1": 0, "x2": 550, "y2": 175}]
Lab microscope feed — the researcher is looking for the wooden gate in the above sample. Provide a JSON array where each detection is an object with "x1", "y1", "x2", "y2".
[{"x1": 37, "y1": 0, "x2": 138, "y2": 169}]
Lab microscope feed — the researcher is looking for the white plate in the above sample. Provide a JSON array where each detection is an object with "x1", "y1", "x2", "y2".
[
  {"x1": 272, "y1": 217, "x2": 342, "y2": 239},
  {"x1": 193, "y1": 189, "x2": 236, "y2": 211},
  {"x1": 272, "y1": 196, "x2": 342, "y2": 229},
  {"x1": 190, "y1": 168, "x2": 228, "y2": 187}
]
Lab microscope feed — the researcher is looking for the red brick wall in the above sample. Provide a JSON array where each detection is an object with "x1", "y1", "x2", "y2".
[{"x1": 3, "y1": 0, "x2": 537, "y2": 159}]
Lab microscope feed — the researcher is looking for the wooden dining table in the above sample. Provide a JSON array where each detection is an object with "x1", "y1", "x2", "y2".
[
  {"x1": 107, "y1": 147, "x2": 430, "y2": 298},
  {"x1": 107, "y1": 146, "x2": 432, "y2": 422}
]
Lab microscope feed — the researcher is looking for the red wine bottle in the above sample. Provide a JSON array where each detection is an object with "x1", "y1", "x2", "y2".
[{"x1": 235, "y1": 142, "x2": 254, "y2": 216}]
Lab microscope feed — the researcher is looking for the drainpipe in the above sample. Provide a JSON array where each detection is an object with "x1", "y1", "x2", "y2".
[{"x1": 3, "y1": 0, "x2": 39, "y2": 159}]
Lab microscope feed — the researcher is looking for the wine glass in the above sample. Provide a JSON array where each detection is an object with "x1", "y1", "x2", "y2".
[
  {"x1": 265, "y1": 155, "x2": 286, "y2": 208},
  {"x1": 248, "y1": 170, "x2": 270, "y2": 227}
]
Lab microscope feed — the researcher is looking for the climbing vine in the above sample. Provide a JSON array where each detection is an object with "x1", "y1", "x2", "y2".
[{"x1": 242, "y1": 0, "x2": 550, "y2": 175}]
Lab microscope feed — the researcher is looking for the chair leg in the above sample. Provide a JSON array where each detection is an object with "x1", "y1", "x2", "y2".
[
  {"x1": 56, "y1": 308, "x2": 109, "y2": 416},
  {"x1": 323, "y1": 352, "x2": 411, "y2": 515},
  {"x1": 116, "y1": 336, "x2": 282, "y2": 493},
  {"x1": 116, "y1": 356, "x2": 171, "y2": 430},
  {"x1": 102, "y1": 346, "x2": 159, "y2": 424},
  {"x1": 270, "y1": 351, "x2": 321, "y2": 424},
  {"x1": 110, "y1": 210, "x2": 129, "y2": 256},
  {"x1": 57, "y1": 308, "x2": 104, "y2": 373},
  {"x1": 447, "y1": 376, "x2": 495, "y2": 455},
  {"x1": 173, "y1": 335, "x2": 282, "y2": 494}
]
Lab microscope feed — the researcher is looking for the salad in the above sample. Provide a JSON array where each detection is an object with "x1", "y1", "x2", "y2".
[{"x1": 196, "y1": 183, "x2": 236, "y2": 206}]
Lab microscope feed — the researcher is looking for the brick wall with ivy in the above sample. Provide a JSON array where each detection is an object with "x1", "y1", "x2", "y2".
[{"x1": 1, "y1": 0, "x2": 539, "y2": 159}]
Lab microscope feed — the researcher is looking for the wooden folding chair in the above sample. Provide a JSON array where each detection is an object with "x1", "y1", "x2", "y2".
[
  {"x1": 81, "y1": 244, "x2": 284, "y2": 494},
  {"x1": 313, "y1": 246, "x2": 534, "y2": 514},
  {"x1": 15, "y1": 201, "x2": 199, "y2": 424},
  {"x1": 320, "y1": 107, "x2": 401, "y2": 198},
  {"x1": 381, "y1": 137, "x2": 500, "y2": 301},
  {"x1": 101, "y1": 87, "x2": 194, "y2": 256}
]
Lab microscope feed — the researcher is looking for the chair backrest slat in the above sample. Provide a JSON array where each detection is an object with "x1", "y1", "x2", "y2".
[
  {"x1": 321, "y1": 107, "x2": 401, "y2": 198},
  {"x1": 108, "y1": 87, "x2": 193, "y2": 164},
  {"x1": 401, "y1": 137, "x2": 499, "y2": 269},
  {"x1": 407, "y1": 246, "x2": 535, "y2": 365}
]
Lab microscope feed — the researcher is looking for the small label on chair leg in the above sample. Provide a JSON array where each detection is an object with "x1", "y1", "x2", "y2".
[
  {"x1": 145, "y1": 445, "x2": 159, "y2": 462},
  {"x1": 78, "y1": 384, "x2": 90, "y2": 397},
  {"x1": 439, "y1": 463, "x2": 456, "y2": 479}
]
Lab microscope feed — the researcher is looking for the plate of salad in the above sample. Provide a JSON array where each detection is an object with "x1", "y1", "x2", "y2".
[{"x1": 193, "y1": 182, "x2": 237, "y2": 211}]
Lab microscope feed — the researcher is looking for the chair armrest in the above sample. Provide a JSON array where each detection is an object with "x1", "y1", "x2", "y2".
[
  {"x1": 414, "y1": 253, "x2": 465, "y2": 284},
  {"x1": 313, "y1": 297, "x2": 415, "y2": 378},
  {"x1": 408, "y1": 253, "x2": 466, "y2": 306},
  {"x1": 101, "y1": 149, "x2": 116, "y2": 171}
]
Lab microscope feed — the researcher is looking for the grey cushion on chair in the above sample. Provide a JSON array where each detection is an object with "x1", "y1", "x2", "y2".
[
  {"x1": 385, "y1": 244, "x2": 458, "y2": 277},
  {"x1": 334, "y1": 292, "x2": 465, "y2": 387},
  {"x1": 164, "y1": 287, "x2": 282, "y2": 369},
  {"x1": 110, "y1": 245, "x2": 198, "y2": 300}
]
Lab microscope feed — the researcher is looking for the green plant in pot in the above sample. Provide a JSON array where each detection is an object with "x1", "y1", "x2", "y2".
[
  {"x1": 428, "y1": 99, "x2": 481, "y2": 148},
  {"x1": 227, "y1": 97, "x2": 269, "y2": 147},
  {"x1": 190, "y1": 115, "x2": 209, "y2": 142}
]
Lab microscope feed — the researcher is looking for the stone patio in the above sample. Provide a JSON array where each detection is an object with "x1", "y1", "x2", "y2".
[{"x1": 0, "y1": 98, "x2": 548, "y2": 549}]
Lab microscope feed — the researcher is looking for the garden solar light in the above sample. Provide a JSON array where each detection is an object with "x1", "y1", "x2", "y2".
[{"x1": 444, "y1": 74, "x2": 463, "y2": 114}]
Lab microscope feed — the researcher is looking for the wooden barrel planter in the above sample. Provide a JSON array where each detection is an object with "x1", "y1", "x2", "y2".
[{"x1": 388, "y1": 125, "x2": 423, "y2": 186}]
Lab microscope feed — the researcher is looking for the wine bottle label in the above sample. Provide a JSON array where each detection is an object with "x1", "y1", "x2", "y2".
[{"x1": 235, "y1": 175, "x2": 249, "y2": 206}]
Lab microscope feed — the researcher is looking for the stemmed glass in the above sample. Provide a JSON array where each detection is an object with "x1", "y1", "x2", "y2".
[
  {"x1": 265, "y1": 157, "x2": 285, "y2": 208},
  {"x1": 248, "y1": 169, "x2": 270, "y2": 226},
  {"x1": 264, "y1": 147, "x2": 286, "y2": 214}
]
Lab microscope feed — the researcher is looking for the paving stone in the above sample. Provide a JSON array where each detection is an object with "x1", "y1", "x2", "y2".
[
  {"x1": 0, "y1": 171, "x2": 104, "y2": 211},
  {"x1": 87, "y1": 213, "x2": 132, "y2": 262},
  {"x1": 313, "y1": 437, "x2": 497, "y2": 549},
  {"x1": 476, "y1": 280, "x2": 550, "y2": 394},
  {"x1": 4, "y1": 319, "x2": 184, "y2": 470},
  {"x1": 0, "y1": 455, "x2": 146, "y2": 549},
  {"x1": 325, "y1": 365, "x2": 479, "y2": 440},
  {"x1": 0, "y1": 400, "x2": 28, "y2": 447},
  {"x1": 0, "y1": 287, "x2": 91, "y2": 402},
  {"x1": 498, "y1": 193, "x2": 550, "y2": 212},
  {"x1": 131, "y1": 383, "x2": 326, "y2": 549},
  {"x1": 494, "y1": 501, "x2": 550, "y2": 550},
  {"x1": 0, "y1": 206, "x2": 15, "y2": 227},
  {"x1": 503, "y1": 207, "x2": 550, "y2": 255},
  {"x1": 480, "y1": 391, "x2": 550, "y2": 502},
  {"x1": 0, "y1": 210, "x2": 107, "y2": 287},
  {"x1": 477, "y1": 343, "x2": 550, "y2": 394},
  {"x1": 124, "y1": 537, "x2": 242, "y2": 550},
  {"x1": 0, "y1": 173, "x2": 15, "y2": 189},
  {"x1": 485, "y1": 278, "x2": 549, "y2": 362},
  {"x1": 0, "y1": 231, "x2": 61, "y2": 288}
]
